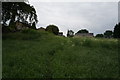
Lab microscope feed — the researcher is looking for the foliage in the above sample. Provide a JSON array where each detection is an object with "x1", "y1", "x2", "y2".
[
  {"x1": 77, "y1": 29, "x2": 89, "y2": 33},
  {"x1": 2, "y1": 2, "x2": 38, "y2": 28},
  {"x1": 2, "y1": 30, "x2": 119, "y2": 78},
  {"x1": 67, "y1": 30, "x2": 74, "y2": 37},
  {"x1": 46, "y1": 25, "x2": 59, "y2": 35},
  {"x1": 113, "y1": 23, "x2": 120, "y2": 38},
  {"x1": 2, "y1": 26, "x2": 11, "y2": 33},
  {"x1": 104, "y1": 30, "x2": 113, "y2": 38},
  {"x1": 31, "y1": 22, "x2": 36, "y2": 29},
  {"x1": 95, "y1": 34, "x2": 104, "y2": 38}
]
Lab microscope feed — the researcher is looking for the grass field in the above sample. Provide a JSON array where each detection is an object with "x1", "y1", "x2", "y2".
[{"x1": 2, "y1": 29, "x2": 119, "y2": 78}]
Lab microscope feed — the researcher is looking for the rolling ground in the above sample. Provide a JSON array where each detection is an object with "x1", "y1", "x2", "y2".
[{"x1": 2, "y1": 29, "x2": 119, "y2": 78}]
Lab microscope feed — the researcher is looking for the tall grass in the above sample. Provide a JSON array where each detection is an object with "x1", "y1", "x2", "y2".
[{"x1": 2, "y1": 29, "x2": 119, "y2": 78}]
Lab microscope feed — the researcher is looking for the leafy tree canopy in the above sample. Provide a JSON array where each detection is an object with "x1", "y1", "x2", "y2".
[
  {"x1": 95, "y1": 34, "x2": 104, "y2": 38},
  {"x1": 67, "y1": 30, "x2": 74, "y2": 37},
  {"x1": 77, "y1": 29, "x2": 89, "y2": 33},
  {"x1": 2, "y1": 2, "x2": 38, "y2": 27},
  {"x1": 104, "y1": 30, "x2": 113, "y2": 38},
  {"x1": 113, "y1": 23, "x2": 120, "y2": 38},
  {"x1": 46, "y1": 25, "x2": 59, "y2": 35}
]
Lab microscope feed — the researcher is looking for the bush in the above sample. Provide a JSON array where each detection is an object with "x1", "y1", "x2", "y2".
[
  {"x1": 2, "y1": 26, "x2": 11, "y2": 33},
  {"x1": 95, "y1": 34, "x2": 104, "y2": 38},
  {"x1": 46, "y1": 25, "x2": 59, "y2": 35},
  {"x1": 2, "y1": 29, "x2": 41, "y2": 40},
  {"x1": 77, "y1": 29, "x2": 89, "y2": 33}
]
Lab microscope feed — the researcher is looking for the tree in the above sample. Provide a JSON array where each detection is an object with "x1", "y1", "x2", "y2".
[
  {"x1": 77, "y1": 29, "x2": 89, "y2": 33},
  {"x1": 113, "y1": 23, "x2": 120, "y2": 38},
  {"x1": 95, "y1": 34, "x2": 104, "y2": 38},
  {"x1": 104, "y1": 30, "x2": 113, "y2": 38},
  {"x1": 46, "y1": 25, "x2": 59, "y2": 35},
  {"x1": 67, "y1": 30, "x2": 74, "y2": 37},
  {"x1": 2, "y1": 2, "x2": 38, "y2": 29},
  {"x1": 31, "y1": 22, "x2": 36, "y2": 29}
]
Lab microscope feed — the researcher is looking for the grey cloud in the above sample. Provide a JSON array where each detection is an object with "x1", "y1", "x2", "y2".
[{"x1": 30, "y1": 2, "x2": 118, "y2": 36}]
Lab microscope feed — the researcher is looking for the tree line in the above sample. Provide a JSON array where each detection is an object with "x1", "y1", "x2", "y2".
[
  {"x1": 95, "y1": 23, "x2": 120, "y2": 38},
  {"x1": 1, "y1": 2, "x2": 120, "y2": 38},
  {"x1": 2, "y1": 2, "x2": 38, "y2": 32},
  {"x1": 40, "y1": 24, "x2": 120, "y2": 39}
]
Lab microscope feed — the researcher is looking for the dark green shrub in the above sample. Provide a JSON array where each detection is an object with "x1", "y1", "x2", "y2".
[
  {"x1": 2, "y1": 26, "x2": 11, "y2": 33},
  {"x1": 46, "y1": 25, "x2": 59, "y2": 35},
  {"x1": 95, "y1": 34, "x2": 104, "y2": 38}
]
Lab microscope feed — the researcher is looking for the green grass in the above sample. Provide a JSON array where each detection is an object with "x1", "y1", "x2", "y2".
[{"x1": 2, "y1": 29, "x2": 119, "y2": 78}]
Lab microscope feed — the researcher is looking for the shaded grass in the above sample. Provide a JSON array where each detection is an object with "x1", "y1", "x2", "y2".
[{"x1": 2, "y1": 29, "x2": 119, "y2": 78}]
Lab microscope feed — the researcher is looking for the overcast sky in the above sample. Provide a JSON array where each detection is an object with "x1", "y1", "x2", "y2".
[{"x1": 29, "y1": 1, "x2": 118, "y2": 36}]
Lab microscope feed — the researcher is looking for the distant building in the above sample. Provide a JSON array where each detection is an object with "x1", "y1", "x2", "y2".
[
  {"x1": 37, "y1": 27, "x2": 45, "y2": 31},
  {"x1": 75, "y1": 33, "x2": 94, "y2": 37},
  {"x1": 15, "y1": 21, "x2": 30, "y2": 30}
]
